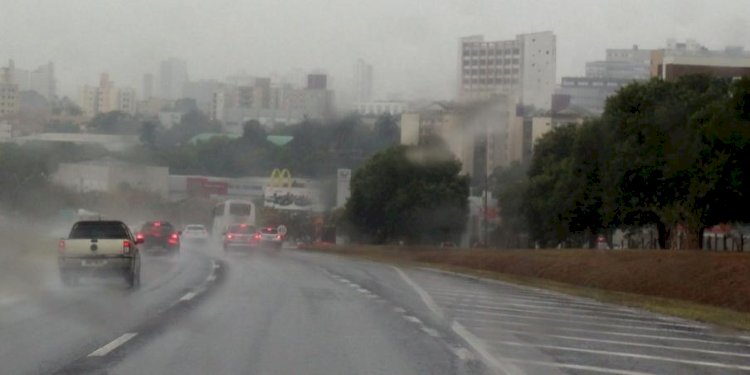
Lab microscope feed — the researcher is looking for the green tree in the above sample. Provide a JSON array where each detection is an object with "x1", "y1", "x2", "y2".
[
  {"x1": 491, "y1": 161, "x2": 528, "y2": 248},
  {"x1": 140, "y1": 121, "x2": 159, "y2": 148},
  {"x1": 523, "y1": 124, "x2": 579, "y2": 247},
  {"x1": 345, "y1": 143, "x2": 470, "y2": 244},
  {"x1": 89, "y1": 111, "x2": 139, "y2": 134},
  {"x1": 241, "y1": 120, "x2": 267, "y2": 145},
  {"x1": 605, "y1": 76, "x2": 734, "y2": 248}
]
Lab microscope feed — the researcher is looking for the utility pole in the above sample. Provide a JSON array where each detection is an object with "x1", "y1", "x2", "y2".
[{"x1": 484, "y1": 167, "x2": 489, "y2": 248}]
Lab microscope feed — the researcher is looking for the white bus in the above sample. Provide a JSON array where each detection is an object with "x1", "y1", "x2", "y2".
[{"x1": 211, "y1": 200, "x2": 257, "y2": 237}]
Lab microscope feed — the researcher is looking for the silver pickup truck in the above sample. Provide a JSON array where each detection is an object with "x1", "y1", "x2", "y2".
[{"x1": 57, "y1": 220, "x2": 142, "y2": 288}]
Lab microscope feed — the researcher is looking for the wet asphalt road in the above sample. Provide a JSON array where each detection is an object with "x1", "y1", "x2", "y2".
[{"x1": 2, "y1": 243, "x2": 750, "y2": 374}]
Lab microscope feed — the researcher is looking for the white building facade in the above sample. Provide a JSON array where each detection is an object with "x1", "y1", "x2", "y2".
[{"x1": 458, "y1": 31, "x2": 556, "y2": 110}]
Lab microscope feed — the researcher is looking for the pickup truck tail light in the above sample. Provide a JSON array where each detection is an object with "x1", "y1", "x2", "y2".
[
  {"x1": 276, "y1": 234, "x2": 282, "y2": 240},
  {"x1": 123, "y1": 240, "x2": 131, "y2": 254},
  {"x1": 58, "y1": 239, "x2": 65, "y2": 255},
  {"x1": 227, "y1": 234, "x2": 234, "y2": 240},
  {"x1": 253, "y1": 233, "x2": 261, "y2": 240},
  {"x1": 136, "y1": 232, "x2": 144, "y2": 241},
  {"x1": 168, "y1": 233, "x2": 179, "y2": 245}
]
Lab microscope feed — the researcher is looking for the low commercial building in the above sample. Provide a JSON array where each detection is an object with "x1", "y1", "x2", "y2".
[
  {"x1": 53, "y1": 158, "x2": 168, "y2": 197},
  {"x1": 354, "y1": 101, "x2": 409, "y2": 116},
  {"x1": 555, "y1": 77, "x2": 631, "y2": 114},
  {"x1": 650, "y1": 40, "x2": 750, "y2": 81},
  {"x1": 13, "y1": 133, "x2": 139, "y2": 151}
]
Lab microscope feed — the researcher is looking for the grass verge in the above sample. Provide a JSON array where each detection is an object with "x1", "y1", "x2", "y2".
[{"x1": 300, "y1": 244, "x2": 750, "y2": 332}]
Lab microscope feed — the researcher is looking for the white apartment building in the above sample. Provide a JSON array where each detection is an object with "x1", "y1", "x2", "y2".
[
  {"x1": 0, "y1": 73, "x2": 19, "y2": 117},
  {"x1": 78, "y1": 74, "x2": 138, "y2": 117},
  {"x1": 355, "y1": 101, "x2": 408, "y2": 116},
  {"x1": 117, "y1": 88, "x2": 137, "y2": 115},
  {"x1": 3, "y1": 60, "x2": 56, "y2": 100},
  {"x1": 458, "y1": 31, "x2": 556, "y2": 110}
]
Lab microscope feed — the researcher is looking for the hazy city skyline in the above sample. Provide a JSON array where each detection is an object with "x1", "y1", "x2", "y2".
[{"x1": 2, "y1": 0, "x2": 748, "y2": 100}]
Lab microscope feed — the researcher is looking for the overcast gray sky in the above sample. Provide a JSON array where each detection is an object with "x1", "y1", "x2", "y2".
[{"x1": 1, "y1": 0, "x2": 748, "y2": 100}]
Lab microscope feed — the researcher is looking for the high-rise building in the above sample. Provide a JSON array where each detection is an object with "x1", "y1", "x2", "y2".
[
  {"x1": 182, "y1": 79, "x2": 222, "y2": 114},
  {"x1": 143, "y1": 74, "x2": 154, "y2": 100},
  {"x1": 585, "y1": 45, "x2": 652, "y2": 80},
  {"x1": 159, "y1": 58, "x2": 188, "y2": 100},
  {"x1": 117, "y1": 88, "x2": 137, "y2": 115},
  {"x1": 0, "y1": 67, "x2": 19, "y2": 117},
  {"x1": 353, "y1": 59, "x2": 373, "y2": 103},
  {"x1": 78, "y1": 73, "x2": 137, "y2": 117},
  {"x1": 458, "y1": 31, "x2": 556, "y2": 110},
  {"x1": 3, "y1": 60, "x2": 56, "y2": 100},
  {"x1": 556, "y1": 45, "x2": 652, "y2": 114},
  {"x1": 307, "y1": 74, "x2": 328, "y2": 90},
  {"x1": 96, "y1": 73, "x2": 117, "y2": 113}
]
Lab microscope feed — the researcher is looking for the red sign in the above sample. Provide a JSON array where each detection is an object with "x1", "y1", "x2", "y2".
[{"x1": 187, "y1": 177, "x2": 229, "y2": 197}]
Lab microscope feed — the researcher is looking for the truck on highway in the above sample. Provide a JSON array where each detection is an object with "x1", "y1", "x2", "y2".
[{"x1": 57, "y1": 220, "x2": 142, "y2": 288}]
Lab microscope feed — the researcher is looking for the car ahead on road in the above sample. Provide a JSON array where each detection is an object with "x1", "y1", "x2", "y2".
[
  {"x1": 137, "y1": 221, "x2": 180, "y2": 255},
  {"x1": 258, "y1": 227, "x2": 283, "y2": 249},
  {"x1": 181, "y1": 224, "x2": 209, "y2": 245},
  {"x1": 223, "y1": 223, "x2": 259, "y2": 251},
  {"x1": 57, "y1": 220, "x2": 142, "y2": 288}
]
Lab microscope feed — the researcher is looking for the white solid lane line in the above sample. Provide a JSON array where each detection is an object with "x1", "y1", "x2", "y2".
[
  {"x1": 393, "y1": 266, "x2": 524, "y2": 375},
  {"x1": 493, "y1": 340, "x2": 750, "y2": 371},
  {"x1": 495, "y1": 357, "x2": 656, "y2": 375},
  {"x1": 429, "y1": 289, "x2": 640, "y2": 312},
  {"x1": 434, "y1": 296, "x2": 675, "y2": 322},
  {"x1": 88, "y1": 333, "x2": 138, "y2": 357},
  {"x1": 392, "y1": 266, "x2": 444, "y2": 320},
  {"x1": 425, "y1": 286, "x2": 604, "y2": 304},
  {"x1": 450, "y1": 307, "x2": 704, "y2": 335},
  {"x1": 486, "y1": 328, "x2": 750, "y2": 358},
  {"x1": 459, "y1": 318, "x2": 750, "y2": 348},
  {"x1": 450, "y1": 302, "x2": 701, "y2": 329}
]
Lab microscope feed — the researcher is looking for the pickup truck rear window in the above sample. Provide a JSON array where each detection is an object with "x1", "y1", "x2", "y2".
[{"x1": 69, "y1": 222, "x2": 130, "y2": 239}]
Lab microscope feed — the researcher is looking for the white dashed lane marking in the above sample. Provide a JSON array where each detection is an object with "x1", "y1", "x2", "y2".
[
  {"x1": 404, "y1": 315, "x2": 422, "y2": 324},
  {"x1": 327, "y1": 271, "x2": 446, "y2": 345},
  {"x1": 179, "y1": 292, "x2": 197, "y2": 302},
  {"x1": 88, "y1": 333, "x2": 138, "y2": 357}
]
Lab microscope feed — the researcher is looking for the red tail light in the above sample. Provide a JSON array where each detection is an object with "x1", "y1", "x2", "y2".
[
  {"x1": 170, "y1": 233, "x2": 178, "y2": 240},
  {"x1": 253, "y1": 233, "x2": 261, "y2": 240},
  {"x1": 58, "y1": 239, "x2": 65, "y2": 255},
  {"x1": 227, "y1": 234, "x2": 234, "y2": 240},
  {"x1": 136, "y1": 232, "x2": 144, "y2": 241},
  {"x1": 168, "y1": 232, "x2": 179, "y2": 245},
  {"x1": 123, "y1": 240, "x2": 131, "y2": 254},
  {"x1": 276, "y1": 235, "x2": 282, "y2": 240}
]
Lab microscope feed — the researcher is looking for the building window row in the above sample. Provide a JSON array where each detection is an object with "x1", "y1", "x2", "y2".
[
  {"x1": 463, "y1": 48, "x2": 520, "y2": 56},
  {"x1": 464, "y1": 78, "x2": 519, "y2": 85}
]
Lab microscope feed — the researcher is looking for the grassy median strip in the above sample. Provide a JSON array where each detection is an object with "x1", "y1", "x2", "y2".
[{"x1": 300, "y1": 244, "x2": 750, "y2": 332}]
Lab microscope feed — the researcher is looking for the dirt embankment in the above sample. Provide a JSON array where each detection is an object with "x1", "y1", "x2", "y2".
[{"x1": 304, "y1": 245, "x2": 750, "y2": 313}]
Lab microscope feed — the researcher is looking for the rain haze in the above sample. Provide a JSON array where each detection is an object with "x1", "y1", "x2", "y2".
[
  {"x1": 1, "y1": 0, "x2": 748, "y2": 99},
  {"x1": 3, "y1": 1, "x2": 750, "y2": 374}
]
